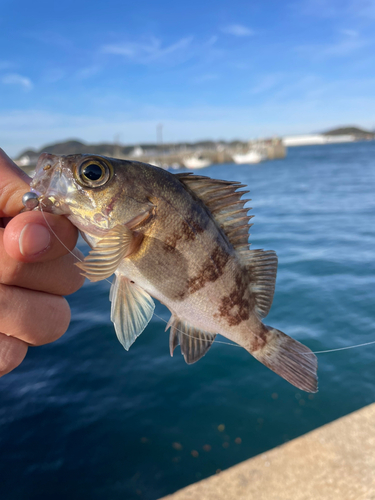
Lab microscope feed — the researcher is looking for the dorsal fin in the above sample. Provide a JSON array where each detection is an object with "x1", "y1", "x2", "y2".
[
  {"x1": 176, "y1": 173, "x2": 253, "y2": 250},
  {"x1": 237, "y1": 248, "x2": 278, "y2": 319}
]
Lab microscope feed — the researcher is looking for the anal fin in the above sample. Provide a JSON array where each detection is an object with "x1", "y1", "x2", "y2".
[
  {"x1": 167, "y1": 316, "x2": 216, "y2": 364},
  {"x1": 110, "y1": 272, "x2": 155, "y2": 350}
]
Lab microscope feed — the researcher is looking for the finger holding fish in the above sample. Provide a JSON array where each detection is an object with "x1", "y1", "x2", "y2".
[
  {"x1": 0, "y1": 147, "x2": 85, "y2": 378},
  {"x1": 3, "y1": 210, "x2": 81, "y2": 263},
  {"x1": 0, "y1": 283, "x2": 71, "y2": 346},
  {"x1": 0, "y1": 234, "x2": 85, "y2": 296},
  {"x1": 0, "y1": 333, "x2": 28, "y2": 377},
  {"x1": 0, "y1": 148, "x2": 30, "y2": 217}
]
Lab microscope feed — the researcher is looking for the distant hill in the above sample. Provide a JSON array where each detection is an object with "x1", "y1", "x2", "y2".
[
  {"x1": 16, "y1": 138, "x2": 247, "y2": 162},
  {"x1": 323, "y1": 126, "x2": 375, "y2": 137},
  {"x1": 17, "y1": 139, "x2": 133, "y2": 162}
]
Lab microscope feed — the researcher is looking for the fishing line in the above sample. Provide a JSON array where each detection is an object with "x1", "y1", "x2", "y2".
[
  {"x1": 312, "y1": 341, "x2": 375, "y2": 354},
  {"x1": 39, "y1": 200, "x2": 375, "y2": 357},
  {"x1": 40, "y1": 202, "x2": 85, "y2": 264}
]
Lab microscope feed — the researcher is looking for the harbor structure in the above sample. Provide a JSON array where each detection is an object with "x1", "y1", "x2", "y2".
[
  {"x1": 15, "y1": 137, "x2": 287, "y2": 172},
  {"x1": 282, "y1": 134, "x2": 355, "y2": 147}
]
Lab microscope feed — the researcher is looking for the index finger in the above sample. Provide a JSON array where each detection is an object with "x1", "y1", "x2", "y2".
[{"x1": 0, "y1": 149, "x2": 31, "y2": 217}]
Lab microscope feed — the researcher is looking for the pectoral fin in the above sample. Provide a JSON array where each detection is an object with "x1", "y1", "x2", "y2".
[
  {"x1": 167, "y1": 315, "x2": 216, "y2": 364},
  {"x1": 76, "y1": 225, "x2": 135, "y2": 282},
  {"x1": 110, "y1": 272, "x2": 155, "y2": 350}
]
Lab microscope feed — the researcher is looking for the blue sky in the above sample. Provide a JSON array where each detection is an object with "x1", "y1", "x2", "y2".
[{"x1": 1, "y1": 0, "x2": 375, "y2": 156}]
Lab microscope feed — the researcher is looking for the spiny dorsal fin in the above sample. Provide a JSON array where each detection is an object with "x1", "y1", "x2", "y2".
[
  {"x1": 176, "y1": 173, "x2": 253, "y2": 250},
  {"x1": 166, "y1": 314, "x2": 216, "y2": 364},
  {"x1": 237, "y1": 248, "x2": 278, "y2": 319}
]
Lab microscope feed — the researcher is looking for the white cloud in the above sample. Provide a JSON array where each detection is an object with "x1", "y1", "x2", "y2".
[
  {"x1": 75, "y1": 65, "x2": 102, "y2": 80},
  {"x1": 191, "y1": 73, "x2": 219, "y2": 84},
  {"x1": 207, "y1": 35, "x2": 218, "y2": 46},
  {"x1": 295, "y1": 35, "x2": 368, "y2": 59},
  {"x1": 221, "y1": 24, "x2": 254, "y2": 37},
  {"x1": 250, "y1": 74, "x2": 285, "y2": 95},
  {"x1": 43, "y1": 68, "x2": 66, "y2": 84},
  {"x1": 26, "y1": 31, "x2": 73, "y2": 49},
  {"x1": 0, "y1": 61, "x2": 13, "y2": 71},
  {"x1": 101, "y1": 36, "x2": 194, "y2": 64},
  {"x1": 292, "y1": 0, "x2": 342, "y2": 18},
  {"x1": 340, "y1": 29, "x2": 359, "y2": 37},
  {"x1": 348, "y1": 0, "x2": 375, "y2": 19},
  {"x1": 323, "y1": 37, "x2": 366, "y2": 56},
  {"x1": 293, "y1": 0, "x2": 375, "y2": 19},
  {"x1": 1, "y1": 73, "x2": 33, "y2": 90}
]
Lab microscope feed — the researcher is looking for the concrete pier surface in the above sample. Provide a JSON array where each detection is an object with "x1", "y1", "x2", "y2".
[{"x1": 160, "y1": 403, "x2": 375, "y2": 500}]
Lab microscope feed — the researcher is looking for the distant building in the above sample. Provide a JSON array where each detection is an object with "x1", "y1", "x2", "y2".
[
  {"x1": 130, "y1": 146, "x2": 144, "y2": 157},
  {"x1": 15, "y1": 155, "x2": 31, "y2": 167},
  {"x1": 282, "y1": 134, "x2": 356, "y2": 147}
]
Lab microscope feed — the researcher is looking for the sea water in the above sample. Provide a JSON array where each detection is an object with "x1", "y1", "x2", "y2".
[{"x1": 1, "y1": 141, "x2": 374, "y2": 499}]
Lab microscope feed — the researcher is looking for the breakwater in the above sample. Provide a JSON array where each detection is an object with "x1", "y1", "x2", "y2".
[
  {"x1": 15, "y1": 138, "x2": 286, "y2": 171},
  {"x1": 121, "y1": 138, "x2": 286, "y2": 168}
]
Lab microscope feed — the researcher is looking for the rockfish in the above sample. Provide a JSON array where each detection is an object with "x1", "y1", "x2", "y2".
[{"x1": 30, "y1": 153, "x2": 318, "y2": 392}]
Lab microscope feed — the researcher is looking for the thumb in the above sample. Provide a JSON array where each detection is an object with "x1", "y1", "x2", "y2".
[
  {"x1": 0, "y1": 148, "x2": 30, "y2": 217},
  {"x1": 3, "y1": 211, "x2": 79, "y2": 263}
]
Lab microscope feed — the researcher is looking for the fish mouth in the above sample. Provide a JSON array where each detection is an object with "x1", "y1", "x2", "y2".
[{"x1": 30, "y1": 154, "x2": 73, "y2": 215}]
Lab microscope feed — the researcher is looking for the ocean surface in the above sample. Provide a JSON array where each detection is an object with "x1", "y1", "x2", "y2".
[{"x1": 1, "y1": 141, "x2": 375, "y2": 499}]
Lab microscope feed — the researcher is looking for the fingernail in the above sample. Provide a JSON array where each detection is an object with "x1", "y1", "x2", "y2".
[{"x1": 19, "y1": 224, "x2": 51, "y2": 257}]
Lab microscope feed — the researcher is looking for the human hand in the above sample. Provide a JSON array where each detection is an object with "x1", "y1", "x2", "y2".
[{"x1": 0, "y1": 148, "x2": 85, "y2": 377}]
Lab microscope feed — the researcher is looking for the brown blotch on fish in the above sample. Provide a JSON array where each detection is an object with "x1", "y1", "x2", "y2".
[
  {"x1": 188, "y1": 245, "x2": 229, "y2": 294},
  {"x1": 131, "y1": 236, "x2": 190, "y2": 302},
  {"x1": 164, "y1": 233, "x2": 181, "y2": 252},
  {"x1": 185, "y1": 215, "x2": 205, "y2": 236},
  {"x1": 163, "y1": 239, "x2": 177, "y2": 254},
  {"x1": 217, "y1": 273, "x2": 252, "y2": 326},
  {"x1": 180, "y1": 219, "x2": 196, "y2": 241},
  {"x1": 163, "y1": 217, "x2": 205, "y2": 252},
  {"x1": 178, "y1": 217, "x2": 204, "y2": 243},
  {"x1": 249, "y1": 323, "x2": 270, "y2": 351}
]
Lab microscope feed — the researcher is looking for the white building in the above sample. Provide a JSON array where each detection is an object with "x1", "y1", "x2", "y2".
[{"x1": 283, "y1": 134, "x2": 356, "y2": 147}]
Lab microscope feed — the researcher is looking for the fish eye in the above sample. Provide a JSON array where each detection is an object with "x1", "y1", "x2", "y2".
[
  {"x1": 75, "y1": 158, "x2": 112, "y2": 188},
  {"x1": 82, "y1": 163, "x2": 103, "y2": 181}
]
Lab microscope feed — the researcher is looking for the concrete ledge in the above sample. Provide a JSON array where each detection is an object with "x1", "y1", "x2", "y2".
[{"x1": 160, "y1": 403, "x2": 375, "y2": 500}]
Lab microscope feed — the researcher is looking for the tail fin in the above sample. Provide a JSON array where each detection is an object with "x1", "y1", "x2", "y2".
[{"x1": 250, "y1": 326, "x2": 318, "y2": 393}]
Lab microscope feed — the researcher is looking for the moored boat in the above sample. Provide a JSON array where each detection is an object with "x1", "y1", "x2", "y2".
[
  {"x1": 183, "y1": 154, "x2": 212, "y2": 169},
  {"x1": 232, "y1": 149, "x2": 266, "y2": 164}
]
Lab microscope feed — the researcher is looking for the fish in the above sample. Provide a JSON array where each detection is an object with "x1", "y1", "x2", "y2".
[{"x1": 30, "y1": 153, "x2": 318, "y2": 392}]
